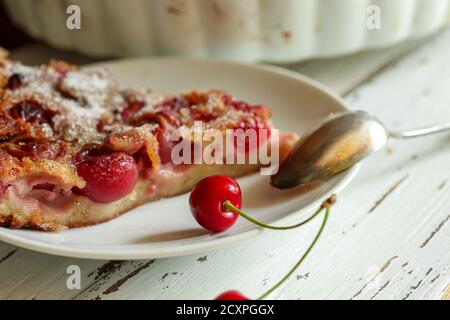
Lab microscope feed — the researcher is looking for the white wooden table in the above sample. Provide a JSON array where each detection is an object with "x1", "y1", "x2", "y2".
[{"x1": 1, "y1": 28, "x2": 450, "y2": 300}]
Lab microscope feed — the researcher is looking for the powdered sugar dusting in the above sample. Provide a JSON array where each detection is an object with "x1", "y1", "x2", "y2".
[
  {"x1": 1, "y1": 61, "x2": 119, "y2": 144},
  {"x1": 4, "y1": 63, "x2": 59, "y2": 99},
  {"x1": 60, "y1": 69, "x2": 124, "y2": 117}
]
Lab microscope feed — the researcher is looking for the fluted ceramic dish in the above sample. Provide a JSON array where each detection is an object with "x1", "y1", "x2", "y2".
[
  {"x1": 3, "y1": 0, "x2": 450, "y2": 62},
  {"x1": 0, "y1": 58, "x2": 358, "y2": 259}
]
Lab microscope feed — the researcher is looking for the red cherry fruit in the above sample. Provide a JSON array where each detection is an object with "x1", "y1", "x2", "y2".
[
  {"x1": 75, "y1": 150, "x2": 139, "y2": 203},
  {"x1": 215, "y1": 290, "x2": 249, "y2": 300},
  {"x1": 189, "y1": 175, "x2": 242, "y2": 232}
]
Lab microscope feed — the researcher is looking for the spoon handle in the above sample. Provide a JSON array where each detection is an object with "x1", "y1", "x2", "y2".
[{"x1": 389, "y1": 122, "x2": 450, "y2": 139}]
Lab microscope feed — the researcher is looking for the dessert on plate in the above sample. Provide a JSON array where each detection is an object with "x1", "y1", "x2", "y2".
[{"x1": 0, "y1": 55, "x2": 297, "y2": 231}]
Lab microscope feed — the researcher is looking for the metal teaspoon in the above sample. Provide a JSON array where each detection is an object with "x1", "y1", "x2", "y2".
[{"x1": 271, "y1": 111, "x2": 450, "y2": 189}]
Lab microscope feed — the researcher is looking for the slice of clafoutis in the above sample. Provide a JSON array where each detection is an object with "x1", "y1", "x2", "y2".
[{"x1": 0, "y1": 58, "x2": 298, "y2": 231}]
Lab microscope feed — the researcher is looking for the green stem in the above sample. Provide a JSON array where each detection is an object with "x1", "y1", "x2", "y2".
[
  {"x1": 256, "y1": 208, "x2": 330, "y2": 300},
  {"x1": 223, "y1": 200, "x2": 324, "y2": 231}
]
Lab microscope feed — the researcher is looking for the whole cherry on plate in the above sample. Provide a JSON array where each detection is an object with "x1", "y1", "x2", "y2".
[
  {"x1": 190, "y1": 175, "x2": 329, "y2": 233},
  {"x1": 189, "y1": 175, "x2": 242, "y2": 232}
]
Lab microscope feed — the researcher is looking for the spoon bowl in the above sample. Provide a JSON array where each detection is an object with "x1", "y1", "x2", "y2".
[{"x1": 271, "y1": 111, "x2": 388, "y2": 189}]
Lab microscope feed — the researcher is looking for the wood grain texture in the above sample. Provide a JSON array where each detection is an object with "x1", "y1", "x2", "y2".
[{"x1": 1, "y1": 28, "x2": 450, "y2": 300}]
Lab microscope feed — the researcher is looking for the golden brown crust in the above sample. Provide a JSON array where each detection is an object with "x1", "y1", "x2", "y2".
[
  {"x1": 21, "y1": 157, "x2": 85, "y2": 188},
  {"x1": 0, "y1": 213, "x2": 65, "y2": 232},
  {"x1": 0, "y1": 149, "x2": 21, "y2": 180}
]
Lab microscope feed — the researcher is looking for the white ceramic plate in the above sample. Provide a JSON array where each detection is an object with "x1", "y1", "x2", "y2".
[{"x1": 0, "y1": 58, "x2": 359, "y2": 260}]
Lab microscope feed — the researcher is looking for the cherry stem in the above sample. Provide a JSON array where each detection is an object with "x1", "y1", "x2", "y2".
[
  {"x1": 223, "y1": 200, "x2": 324, "y2": 230},
  {"x1": 257, "y1": 207, "x2": 330, "y2": 300}
]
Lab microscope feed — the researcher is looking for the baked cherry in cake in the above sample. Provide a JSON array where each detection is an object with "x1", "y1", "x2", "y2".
[{"x1": 74, "y1": 149, "x2": 139, "y2": 203}]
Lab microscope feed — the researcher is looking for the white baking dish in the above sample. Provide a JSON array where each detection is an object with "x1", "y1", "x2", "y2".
[{"x1": 3, "y1": 0, "x2": 450, "y2": 62}]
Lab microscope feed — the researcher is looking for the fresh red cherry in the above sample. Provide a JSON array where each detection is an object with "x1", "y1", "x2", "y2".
[
  {"x1": 75, "y1": 150, "x2": 139, "y2": 203},
  {"x1": 189, "y1": 175, "x2": 242, "y2": 232},
  {"x1": 215, "y1": 290, "x2": 249, "y2": 300},
  {"x1": 190, "y1": 175, "x2": 315, "y2": 233}
]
